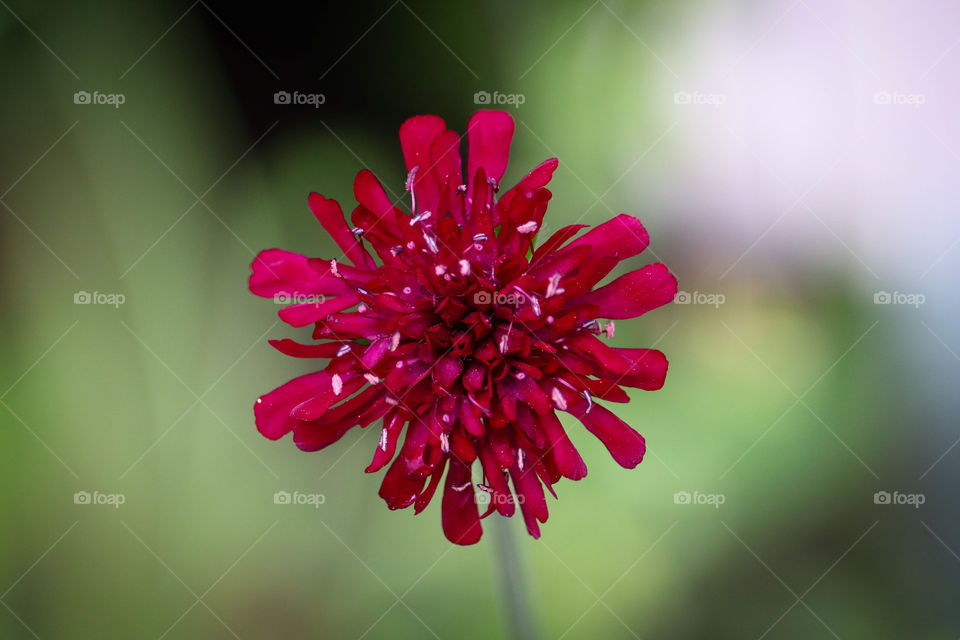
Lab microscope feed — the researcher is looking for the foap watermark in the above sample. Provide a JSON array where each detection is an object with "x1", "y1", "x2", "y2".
[
  {"x1": 473, "y1": 290, "x2": 526, "y2": 305},
  {"x1": 274, "y1": 490, "x2": 325, "y2": 508},
  {"x1": 674, "y1": 490, "x2": 726, "y2": 508},
  {"x1": 74, "y1": 490, "x2": 126, "y2": 508},
  {"x1": 873, "y1": 290, "x2": 925, "y2": 308},
  {"x1": 274, "y1": 293, "x2": 327, "y2": 305},
  {"x1": 673, "y1": 91, "x2": 726, "y2": 108},
  {"x1": 74, "y1": 290, "x2": 125, "y2": 308},
  {"x1": 73, "y1": 90, "x2": 125, "y2": 108},
  {"x1": 873, "y1": 91, "x2": 925, "y2": 108},
  {"x1": 874, "y1": 490, "x2": 925, "y2": 508},
  {"x1": 274, "y1": 91, "x2": 326, "y2": 108},
  {"x1": 476, "y1": 486, "x2": 525, "y2": 507},
  {"x1": 474, "y1": 90, "x2": 526, "y2": 108},
  {"x1": 674, "y1": 290, "x2": 725, "y2": 308}
]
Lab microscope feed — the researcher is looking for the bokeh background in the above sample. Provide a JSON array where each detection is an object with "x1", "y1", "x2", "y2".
[{"x1": 2, "y1": 0, "x2": 959, "y2": 638}]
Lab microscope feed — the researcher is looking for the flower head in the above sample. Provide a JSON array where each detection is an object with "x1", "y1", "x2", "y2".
[{"x1": 250, "y1": 111, "x2": 677, "y2": 544}]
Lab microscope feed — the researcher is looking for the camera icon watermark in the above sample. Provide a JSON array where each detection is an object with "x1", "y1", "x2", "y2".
[
  {"x1": 74, "y1": 290, "x2": 125, "y2": 308},
  {"x1": 873, "y1": 290, "x2": 925, "y2": 308},
  {"x1": 873, "y1": 90, "x2": 925, "y2": 108},
  {"x1": 74, "y1": 490, "x2": 126, "y2": 508},
  {"x1": 674, "y1": 290, "x2": 725, "y2": 308},
  {"x1": 274, "y1": 91, "x2": 325, "y2": 108},
  {"x1": 673, "y1": 90, "x2": 726, "y2": 108},
  {"x1": 73, "y1": 90, "x2": 126, "y2": 108},
  {"x1": 273, "y1": 490, "x2": 325, "y2": 508},
  {"x1": 674, "y1": 490, "x2": 725, "y2": 508},
  {"x1": 473, "y1": 90, "x2": 525, "y2": 108},
  {"x1": 873, "y1": 490, "x2": 924, "y2": 508},
  {"x1": 273, "y1": 293, "x2": 327, "y2": 305}
]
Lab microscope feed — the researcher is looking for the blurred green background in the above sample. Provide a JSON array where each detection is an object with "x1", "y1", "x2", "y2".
[{"x1": 2, "y1": 0, "x2": 959, "y2": 638}]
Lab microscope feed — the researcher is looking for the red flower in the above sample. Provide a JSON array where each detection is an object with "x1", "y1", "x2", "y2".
[{"x1": 250, "y1": 111, "x2": 677, "y2": 544}]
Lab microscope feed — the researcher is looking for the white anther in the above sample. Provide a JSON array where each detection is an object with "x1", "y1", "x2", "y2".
[
  {"x1": 409, "y1": 210, "x2": 432, "y2": 226},
  {"x1": 331, "y1": 374, "x2": 343, "y2": 396},
  {"x1": 516, "y1": 221, "x2": 538, "y2": 234},
  {"x1": 546, "y1": 273, "x2": 564, "y2": 298},
  {"x1": 405, "y1": 166, "x2": 419, "y2": 192},
  {"x1": 551, "y1": 387, "x2": 567, "y2": 410}
]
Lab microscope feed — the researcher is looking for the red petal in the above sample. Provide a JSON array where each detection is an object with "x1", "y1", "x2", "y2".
[
  {"x1": 430, "y1": 130, "x2": 463, "y2": 187},
  {"x1": 292, "y1": 385, "x2": 384, "y2": 450},
  {"x1": 254, "y1": 371, "x2": 328, "y2": 440},
  {"x1": 307, "y1": 193, "x2": 375, "y2": 269},
  {"x1": 509, "y1": 462, "x2": 548, "y2": 538},
  {"x1": 399, "y1": 115, "x2": 447, "y2": 216},
  {"x1": 380, "y1": 455, "x2": 425, "y2": 510},
  {"x1": 466, "y1": 110, "x2": 514, "y2": 195},
  {"x1": 249, "y1": 249, "x2": 349, "y2": 298},
  {"x1": 478, "y1": 446, "x2": 515, "y2": 517},
  {"x1": 567, "y1": 213, "x2": 650, "y2": 261},
  {"x1": 277, "y1": 295, "x2": 358, "y2": 328},
  {"x1": 353, "y1": 170, "x2": 400, "y2": 236},
  {"x1": 565, "y1": 395, "x2": 646, "y2": 469},
  {"x1": 511, "y1": 157, "x2": 558, "y2": 193},
  {"x1": 268, "y1": 339, "x2": 350, "y2": 359},
  {"x1": 573, "y1": 263, "x2": 678, "y2": 319},
  {"x1": 366, "y1": 412, "x2": 405, "y2": 473},
  {"x1": 399, "y1": 115, "x2": 447, "y2": 173},
  {"x1": 496, "y1": 157, "x2": 558, "y2": 222},
  {"x1": 599, "y1": 348, "x2": 669, "y2": 390},
  {"x1": 530, "y1": 224, "x2": 588, "y2": 265},
  {"x1": 431, "y1": 130, "x2": 465, "y2": 224},
  {"x1": 538, "y1": 411, "x2": 587, "y2": 480},
  {"x1": 567, "y1": 335, "x2": 668, "y2": 391},
  {"x1": 441, "y1": 459, "x2": 483, "y2": 545},
  {"x1": 414, "y1": 459, "x2": 447, "y2": 514}
]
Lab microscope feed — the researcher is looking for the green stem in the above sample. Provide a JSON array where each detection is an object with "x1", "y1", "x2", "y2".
[{"x1": 492, "y1": 516, "x2": 538, "y2": 640}]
